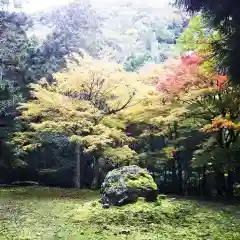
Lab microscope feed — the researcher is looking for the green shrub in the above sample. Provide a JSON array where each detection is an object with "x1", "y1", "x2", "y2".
[
  {"x1": 9, "y1": 166, "x2": 39, "y2": 183},
  {"x1": 0, "y1": 165, "x2": 10, "y2": 183}
]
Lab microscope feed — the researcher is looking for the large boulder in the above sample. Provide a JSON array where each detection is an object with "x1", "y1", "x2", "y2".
[{"x1": 100, "y1": 165, "x2": 158, "y2": 207}]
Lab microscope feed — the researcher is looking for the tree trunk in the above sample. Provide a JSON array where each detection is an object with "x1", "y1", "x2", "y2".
[
  {"x1": 226, "y1": 147, "x2": 234, "y2": 198},
  {"x1": 91, "y1": 157, "x2": 100, "y2": 189},
  {"x1": 215, "y1": 171, "x2": 225, "y2": 196},
  {"x1": 198, "y1": 173, "x2": 202, "y2": 196},
  {"x1": 183, "y1": 158, "x2": 188, "y2": 196},
  {"x1": 74, "y1": 143, "x2": 81, "y2": 188},
  {"x1": 202, "y1": 165, "x2": 206, "y2": 196},
  {"x1": 171, "y1": 159, "x2": 178, "y2": 193},
  {"x1": 176, "y1": 152, "x2": 183, "y2": 195},
  {"x1": 163, "y1": 163, "x2": 167, "y2": 185},
  {"x1": 227, "y1": 170, "x2": 234, "y2": 198}
]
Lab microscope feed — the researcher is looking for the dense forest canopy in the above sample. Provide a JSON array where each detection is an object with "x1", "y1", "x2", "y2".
[{"x1": 0, "y1": 0, "x2": 239, "y2": 199}]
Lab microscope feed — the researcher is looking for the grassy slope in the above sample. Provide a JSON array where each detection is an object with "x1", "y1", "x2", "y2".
[{"x1": 0, "y1": 187, "x2": 240, "y2": 240}]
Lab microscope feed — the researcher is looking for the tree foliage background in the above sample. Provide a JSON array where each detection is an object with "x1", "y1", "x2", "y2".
[{"x1": 0, "y1": 0, "x2": 239, "y2": 197}]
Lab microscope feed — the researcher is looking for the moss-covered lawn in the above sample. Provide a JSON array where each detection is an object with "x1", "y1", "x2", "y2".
[{"x1": 0, "y1": 187, "x2": 240, "y2": 240}]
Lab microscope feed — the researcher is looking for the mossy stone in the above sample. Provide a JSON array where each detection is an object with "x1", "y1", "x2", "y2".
[{"x1": 100, "y1": 165, "x2": 158, "y2": 207}]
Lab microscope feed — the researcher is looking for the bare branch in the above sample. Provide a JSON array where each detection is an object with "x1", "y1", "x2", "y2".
[{"x1": 107, "y1": 92, "x2": 135, "y2": 114}]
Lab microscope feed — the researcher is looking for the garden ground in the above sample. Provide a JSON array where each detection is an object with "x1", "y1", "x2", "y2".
[{"x1": 0, "y1": 187, "x2": 240, "y2": 240}]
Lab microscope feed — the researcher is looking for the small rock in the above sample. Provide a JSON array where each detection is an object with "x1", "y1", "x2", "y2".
[
  {"x1": 158, "y1": 194, "x2": 167, "y2": 200},
  {"x1": 103, "y1": 203, "x2": 110, "y2": 209}
]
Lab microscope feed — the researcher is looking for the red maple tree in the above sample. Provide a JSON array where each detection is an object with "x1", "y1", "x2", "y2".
[{"x1": 156, "y1": 52, "x2": 227, "y2": 97}]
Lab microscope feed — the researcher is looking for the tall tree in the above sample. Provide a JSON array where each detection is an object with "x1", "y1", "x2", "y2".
[
  {"x1": 12, "y1": 56, "x2": 143, "y2": 188},
  {"x1": 0, "y1": 0, "x2": 33, "y2": 168}
]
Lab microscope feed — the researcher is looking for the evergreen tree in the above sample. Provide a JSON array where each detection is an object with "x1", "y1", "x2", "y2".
[
  {"x1": 176, "y1": 0, "x2": 240, "y2": 84},
  {"x1": 0, "y1": 1, "x2": 32, "y2": 168}
]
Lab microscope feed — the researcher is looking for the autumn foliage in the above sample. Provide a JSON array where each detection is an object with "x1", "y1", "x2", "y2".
[
  {"x1": 202, "y1": 116, "x2": 240, "y2": 133},
  {"x1": 156, "y1": 52, "x2": 228, "y2": 97},
  {"x1": 181, "y1": 52, "x2": 202, "y2": 66},
  {"x1": 214, "y1": 74, "x2": 228, "y2": 90},
  {"x1": 156, "y1": 55, "x2": 199, "y2": 97}
]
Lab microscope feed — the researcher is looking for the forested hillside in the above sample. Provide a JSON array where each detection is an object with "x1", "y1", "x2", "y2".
[
  {"x1": 30, "y1": 0, "x2": 189, "y2": 71},
  {"x1": 90, "y1": 0, "x2": 189, "y2": 64}
]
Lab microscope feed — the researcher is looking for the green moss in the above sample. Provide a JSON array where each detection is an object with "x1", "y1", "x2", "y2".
[
  {"x1": 102, "y1": 166, "x2": 158, "y2": 194},
  {"x1": 125, "y1": 176, "x2": 157, "y2": 190},
  {"x1": 0, "y1": 187, "x2": 240, "y2": 240},
  {"x1": 124, "y1": 171, "x2": 158, "y2": 191},
  {"x1": 76, "y1": 196, "x2": 240, "y2": 240}
]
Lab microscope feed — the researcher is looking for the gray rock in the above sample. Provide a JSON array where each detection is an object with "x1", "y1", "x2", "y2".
[
  {"x1": 100, "y1": 165, "x2": 158, "y2": 207},
  {"x1": 11, "y1": 181, "x2": 39, "y2": 186}
]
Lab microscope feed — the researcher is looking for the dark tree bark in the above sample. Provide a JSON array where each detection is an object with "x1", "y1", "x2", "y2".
[
  {"x1": 176, "y1": 151, "x2": 183, "y2": 195},
  {"x1": 91, "y1": 157, "x2": 100, "y2": 189},
  {"x1": 227, "y1": 170, "x2": 234, "y2": 198},
  {"x1": 74, "y1": 143, "x2": 81, "y2": 188},
  {"x1": 202, "y1": 165, "x2": 207, "y2": 196},
  {"x1": 171, "y1": 159, "x2": 178, "y2": 193},
  {"x1": 215, "y1": 171, "x2": 225, "y2": 196}
]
